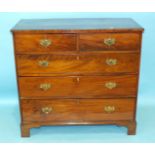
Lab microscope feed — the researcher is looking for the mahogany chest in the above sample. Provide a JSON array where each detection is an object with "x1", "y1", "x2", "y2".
[{"x1": 11, "y1": 18, "x2": 144, "y2": 137}]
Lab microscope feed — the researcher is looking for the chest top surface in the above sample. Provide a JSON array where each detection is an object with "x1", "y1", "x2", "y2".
[{"x1": 11, "y1": 18, "x2": 144, "y2": 33}]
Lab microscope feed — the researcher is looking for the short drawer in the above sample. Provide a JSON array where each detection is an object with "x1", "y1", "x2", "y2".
[
  {"x1": 79, "y1": 33, "x2": 140, "y2": 51},
  {"x1": 21, "y1": 98, "x2": 135, "y2": 122},
  {"x1": 18, "y1": 75, "x2": 137, "y2": 98},
  {"x1": 14, "y1": 34, "x2": 77, "y2": 53},
  {"x1": 16, "y1": 53, "x2": 140, "y2": 76}
]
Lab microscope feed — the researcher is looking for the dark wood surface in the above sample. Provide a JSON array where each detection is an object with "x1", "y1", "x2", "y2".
[
  {"x1": 12, "y1": 18, "x2": 144, "y2": 137},
  {"x1": 12, "y1": 18, "x2": 143, "y2": 32}
]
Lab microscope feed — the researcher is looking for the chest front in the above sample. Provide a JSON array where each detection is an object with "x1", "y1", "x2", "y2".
[{"x1": 12, "y1": 18, "x2": 144, "y2": 137}]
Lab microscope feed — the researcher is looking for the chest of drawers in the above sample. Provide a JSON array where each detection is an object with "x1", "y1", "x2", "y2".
[{"x1": 11, "y1": 18, "x2": 144, "y2": 137}]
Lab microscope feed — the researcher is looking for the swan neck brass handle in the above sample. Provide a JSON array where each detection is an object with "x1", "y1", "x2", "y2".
[
  {"x1": 105, "y1": 82, "x2": 117, "y2": 89},
  {"x1": 106, "y1": 58, "x2": 117, "y2": 66},
  {"x1": 40, "y1": 83, "x2": 51, "y2": 91},
  {"x1": 38, "y1": 60, "x2": 49, "y2": 67},
  {"x1": 104, "y1": 38, "x2": 115, "y2": 46},
  {"x1": 40, "y1": 39, "x2": 52, "y2": 47},
  {"x1": 42, "y1": 107, "x2": 52, "y2": 114},
  {"x1": 104, "y1": 106, "x2": 115, "y2": 113}
]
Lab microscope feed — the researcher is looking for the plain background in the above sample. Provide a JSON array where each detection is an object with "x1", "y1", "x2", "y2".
[{"x1": 0, "y1": 12, "x2": 155, "y2": 142}]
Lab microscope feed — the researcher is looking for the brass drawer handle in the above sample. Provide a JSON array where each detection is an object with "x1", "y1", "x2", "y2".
[
  {"x1": 105, "y1": 82, "x2": 117, "y2": 89},
  {"x1": 40, "y1": 83, "x2": 51, "y2": 91},
  {"x1": 38, "y1": 60, "x2": 49, "y2": 67},
  {"x1": 42, "y1": 107, "x2": 52, "y2": 114},
  {"x1": 104, "y1": 38, "x2": 115, "y2": 46},
  {"x1": 104, "y1": 106, "x2": 115, "y2": 113},
  {"x1": 106, "y1": 58, "x2": 117, "y2": 66},
  {"x1": 40, "y1": 39, "x2": 52, "y2": 47}
]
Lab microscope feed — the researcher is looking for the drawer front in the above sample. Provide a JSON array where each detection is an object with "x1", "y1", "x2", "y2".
[
  {"x1": 19, "y1": 75, "x2": 137, "y2": 98},
  {"x1": 16, "y1": 53, "x2": 140, "y2": 76},
  {"x1": 79, "y1": 33, "x2": 140, "y2": 51},
  {"x1": 21, "y1": 98, "x2": 135, "y2": 122},
  {"x1": 14, "y1": 34, "x2": 77, "y2": 53}
]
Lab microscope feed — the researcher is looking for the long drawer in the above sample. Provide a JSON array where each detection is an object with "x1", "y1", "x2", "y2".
[
  {"x1": 18, "y1": 75, "x2": 137, "y2": 98},
  {"x1": 16, "y1": 53, "x2": 140, "y2": 76},
  {"x1": 79, "y1": 33, "x2": 140, "y2": 51},
  {"x1": 21, "y1": 98, "x2": 135, "y2": 122},
  {"x1": 14, "y1": 34, "x2": 77, "y2": 53}
]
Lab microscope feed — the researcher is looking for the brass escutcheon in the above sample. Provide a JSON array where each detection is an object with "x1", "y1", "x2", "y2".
[
  {"x1": 104, "y1": 106, "x2": 115, "y2": 113},
  {"x1": 40, "y1": 83, "x2": 51, "y2": 91},
  {"x1": 40, "y1": 39, "x2": 52, "y2": 47},
  {"x1": 105, "y1": 82, "x2": 117, "y2": 89},
  {"x1": 106, "y1": 58, "x2": 117, "y2": 66},
  {"x1": 41, "y1": 107, "x2": 52, "y2": 114},
  {"x1": 104, "y1": 38, "x2": 116, "y2": 46},
  {"x1": 38, "y1": 60, "x2": 49, "y2": 67}
]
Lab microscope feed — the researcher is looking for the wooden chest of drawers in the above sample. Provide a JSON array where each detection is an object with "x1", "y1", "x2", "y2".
[{"x1": 11, "y1": 18, "x2": 144, "y2": 137}]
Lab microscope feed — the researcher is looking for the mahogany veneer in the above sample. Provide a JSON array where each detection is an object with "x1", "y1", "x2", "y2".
[
  {"x1": 18, "y1": 75, "x2": 137, "y2": 98},
  {"x1": 16, "y1": 52, "x2": 140, "y2": 76},
  {"x1": 11, "y1": 18, "x2": 144, "y2": 137},
  {"x1": 79, "y1": 33, "x2": 140, "y2": 51},
  {"x1": 14, "y1": 34, "x2": 77, "y2": 53}
]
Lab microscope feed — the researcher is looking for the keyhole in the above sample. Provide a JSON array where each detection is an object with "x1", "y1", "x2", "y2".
[
  {"x1": 76, "y1": 56, "x2": 80, "y2": 60},
  {"x1": 76, "y1": 77, "x2": 80, "y2": 83}
]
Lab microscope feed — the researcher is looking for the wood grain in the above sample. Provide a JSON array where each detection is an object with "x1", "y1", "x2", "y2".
[
  {"x1": 16, "y1": 52, "x2": 140, "y2": 76},
  {"x1": 79, "y1": 33, "x2": 140, "y2": 51},
  {"x1": 11, "y1": 18, "x2": 143, "y2": 136},
  {"x1": 18, "y1": 75, "x2": 137, "y2": 98},
  {"x1": 21, "y1": 98, "x2": 135, "y2": 122},
  {"x1": 14, "y1": 34, "x2": 77, "y2": 53}
]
